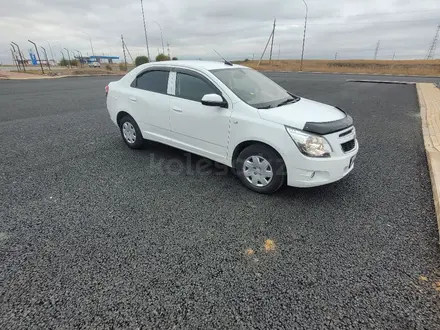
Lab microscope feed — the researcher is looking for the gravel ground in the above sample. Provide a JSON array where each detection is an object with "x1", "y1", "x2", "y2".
[{"x1": 1, "y1": 75, "x2": 439, "y2": 329}]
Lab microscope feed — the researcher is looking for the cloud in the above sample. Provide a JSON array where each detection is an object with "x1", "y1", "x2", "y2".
[{"x1": 0, "y1": 0, "x2": 439, "y2": 64}]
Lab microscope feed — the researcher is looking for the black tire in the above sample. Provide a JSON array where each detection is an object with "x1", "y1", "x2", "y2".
[
  {"x1": 235, "y1": 144, "x2": 286, "y2": 194},
  {"x1": 119, "y1": 115, "x2": 144, "y2": 149}
]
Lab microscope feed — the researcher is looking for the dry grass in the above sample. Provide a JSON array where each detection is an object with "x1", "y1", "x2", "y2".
[{"x1": 236, "y1": 59, "x2": 440, "y2": 76}]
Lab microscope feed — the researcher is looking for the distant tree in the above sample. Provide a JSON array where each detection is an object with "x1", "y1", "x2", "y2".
[
  {"x1": 135, "y1": 56, "x2": 149, "y2": 66},
  {"x1": 172, "y1": 57, "x2": 178, "y2": 60},
  {"x1": 69, "y1": 59, "x2": 78, "y2": 67},
  {"x1": 105, "y1": 63, "x2": 112, "y2": 71},
  {"x1": 156, "y1": 53, "x2": 170, "y2": 62},
  {"x1": 59, "y1": 58, "x2": 69, "y2": 66}
]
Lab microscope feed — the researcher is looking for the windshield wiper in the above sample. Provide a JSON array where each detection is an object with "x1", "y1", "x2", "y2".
[
  {"x1": 257, "y1": 105, "x2": 273, "y2": 109},
  {"x1": 276, "y1": 97, "x2": 298, "y2": 107}
]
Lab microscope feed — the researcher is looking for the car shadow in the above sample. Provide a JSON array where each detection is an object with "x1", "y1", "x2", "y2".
[{"x1": 123, "y1": 139, "x2": 358, "y2": 201}]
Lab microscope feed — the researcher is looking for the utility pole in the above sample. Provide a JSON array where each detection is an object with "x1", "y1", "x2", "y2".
[
  {"x1": 28, "y1": 40, "x2": 44, "y2": 74},
  {"x1": 269, "y1": 18, "x2": 276, "y2": 62},
  {"x1": 252, "y1": 53, "x2": 254, "y2": 60},
  {"x1": 167, "y1": 42, "x2": 171, "y2": 59},
  {"x1": 426, "y1": 24, "x2": 440, "y2": 60},
  {"x1": 140, "y1": 0, "x2": 151, "y2": 61},
  {"x1": 11, "y1": 42, "x2": 25, "y2": 72},
  {"x1": 374, "y1": 40, "x2": 380, "y2": 60},
  {"x1": 121, "y1": 35, "x2": 128, "y2": 70},
  {"x1": 258, "y1": 23, "x2": 275, "y2": 66},
  {"x1": 40, "y1": 46, "x2": 51, "y2": 71},
  {"x1": 392, "y1": 52, "x2": 395, "y2": 60},
  {"x1": 125, "y1": 43, "x2": 134, "y2": 63},
  {"x1": 335, "y1": 52, "x2": 338, "y2": 60},
  {"x1": 299, "y1": 0, "x2": 308, "y2": 71}
]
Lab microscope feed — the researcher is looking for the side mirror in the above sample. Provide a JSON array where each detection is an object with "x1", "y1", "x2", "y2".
[{"x1": 201, "y1": 94, "x2": 227, "y2": 108}]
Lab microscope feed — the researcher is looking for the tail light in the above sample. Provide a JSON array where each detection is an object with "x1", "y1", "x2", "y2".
[{"x1": 105, "y1": 85, "x2": 109, "y2": 97}]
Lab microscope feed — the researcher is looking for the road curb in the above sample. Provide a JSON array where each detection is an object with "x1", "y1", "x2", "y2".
[
  {"x1": 346, "y1": 79, "x2": 415, "y2": 85},
  {"x1": 260, "y1": 70, "x2": 440, "y2": 78},
  {"x1": 0, "y1": 73, "x2": 124, "y2": 80},
  {"x1": 417, "y1": 83, "x2": 440, "y2": 242}
]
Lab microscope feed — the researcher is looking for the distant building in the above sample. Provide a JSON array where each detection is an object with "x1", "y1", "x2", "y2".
[{"x1": 75, "y1": 55, "x2": 120, "y2": 64}]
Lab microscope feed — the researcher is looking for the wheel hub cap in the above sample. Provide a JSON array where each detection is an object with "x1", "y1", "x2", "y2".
[
  {"x1": 243, "y1": 155, "x2": 273, "y2": 187},
  {"x1": 122, "y1": 122, "x2": 136, "y2": 144}
]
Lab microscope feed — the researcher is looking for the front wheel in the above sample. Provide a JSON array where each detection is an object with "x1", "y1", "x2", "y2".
[
  {"x1": 119, "y1": 115, "x2": 144, "y2": 149},
  {"x1": 235, "y1": 144, "x2": 286, "y2": 194}
]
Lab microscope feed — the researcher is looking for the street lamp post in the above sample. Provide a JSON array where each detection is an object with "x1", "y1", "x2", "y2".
[
  {"x1": 81, "y1": 31, "x2": 95, "y2": 57},
  {"x1": 64, "y1": 48, "x2": 72, "y2": 69},
  {"x1": 75, "y1": 49, "x2": 83, "y2": 67},
  {"x1": 299, "y1": 0, "x2": 308, "y2": 72},
  {"x1": 40, "y1": 46, "x2": 51, "y2": 71},
  {"x1": 46, "y1": 41, "x2": 55, "y2": 64},
  {"x1": 11, "y1": 42, "x2": 26, "y2": 72},
  {"x1": 28, "y1": 40, "x2": 44, "y2": 74},
  {"x1": 153, "y1": 21, "x2": 165, "y2": 55}
]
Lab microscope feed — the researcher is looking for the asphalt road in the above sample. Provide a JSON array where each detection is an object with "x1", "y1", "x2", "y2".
[
  {"x1": 1, "y1": 75, "x2": 439, "y2": 329},
  {"x1": 264, "y1": 71, "x2": 440, "y2": 83}
]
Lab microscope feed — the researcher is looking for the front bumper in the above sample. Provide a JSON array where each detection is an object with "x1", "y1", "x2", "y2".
[
  {"x1": 286, "y1": 142, "x2": 358, "y2": 187},
  {"x1": 284, "y1": 127, "x2": 359, "y2": 188}
]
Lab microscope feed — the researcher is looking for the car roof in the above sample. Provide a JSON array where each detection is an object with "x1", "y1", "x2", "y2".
[{"x1": 146, "y1": 60, "x2": 247, "y2": 71}]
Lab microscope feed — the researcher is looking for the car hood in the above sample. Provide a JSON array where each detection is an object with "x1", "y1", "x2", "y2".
[{"x1": 257, "y1": 97, "x2": 347, "y2": 130}]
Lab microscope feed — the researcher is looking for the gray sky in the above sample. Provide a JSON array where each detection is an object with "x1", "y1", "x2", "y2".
[{"x1": 1, "y1": 0, "x2": 439, "y2": 64}]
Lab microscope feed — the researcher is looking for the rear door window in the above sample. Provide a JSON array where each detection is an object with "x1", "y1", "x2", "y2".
[{"x1": 133, "y1": 70, "x2": 169, "y2": 94}]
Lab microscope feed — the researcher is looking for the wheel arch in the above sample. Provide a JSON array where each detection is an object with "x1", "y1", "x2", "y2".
[
  {"x1": 231, "y1": 140, "x2": 285, "y2": 169},
  {"x1": 116, "y1": 111, "x2": 132, "y2": 126}
]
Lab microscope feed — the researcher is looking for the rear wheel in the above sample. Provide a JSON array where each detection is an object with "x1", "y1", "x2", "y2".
[
  {"x1": 235, "y1": 144, "x2": 286, "y2": 194},
  {"x1": 119, "y1": 115, "x2": 144, "y2": 149}
]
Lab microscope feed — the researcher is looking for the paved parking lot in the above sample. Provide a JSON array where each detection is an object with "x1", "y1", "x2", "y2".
[{"x1": 1, "y1": 74, "x2": 440, "y2": 329}]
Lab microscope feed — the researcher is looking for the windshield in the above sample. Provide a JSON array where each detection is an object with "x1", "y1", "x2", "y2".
[{"x1": 210, "y1": 67, "x2": 299, "y2": 109}]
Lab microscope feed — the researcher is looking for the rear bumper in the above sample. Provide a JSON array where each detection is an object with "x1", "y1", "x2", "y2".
[{"x1": 285, "y1": 139, "x2": 359, "y2": 188}]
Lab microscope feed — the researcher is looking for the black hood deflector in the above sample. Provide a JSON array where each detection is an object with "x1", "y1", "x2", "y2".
[{"x1": 303, "y1": 107, "x2": 353, "y2": 135}]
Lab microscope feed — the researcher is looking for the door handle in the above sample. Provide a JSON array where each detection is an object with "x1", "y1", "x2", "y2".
[
  {"x1": 129, "y1": 96, "x2": 137, "y2": 102},
  {"x1": 172, "y1": 107, "x2": 183, "y2": 113}
]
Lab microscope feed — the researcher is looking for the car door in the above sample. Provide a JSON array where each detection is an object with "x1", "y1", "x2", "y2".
[
  {"x1": 128, "y1": 68, "x2": 171, "y2": 140},
  {"x1": 168, "y1": 69, "x2": 232, "y2": 163}
]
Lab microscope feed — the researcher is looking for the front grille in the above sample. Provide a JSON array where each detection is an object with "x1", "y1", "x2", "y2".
[{"x1": 341, "y1": 139, "x2": 355, "y2": 153}]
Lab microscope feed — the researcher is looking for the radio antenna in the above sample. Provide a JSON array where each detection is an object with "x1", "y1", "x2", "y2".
[{"x1": 213, "y1": 49, "x2": 233, "y2": 66}]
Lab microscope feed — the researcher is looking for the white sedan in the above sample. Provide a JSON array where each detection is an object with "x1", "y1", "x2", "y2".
[{"x1": 105, "y1": 60, "x2": 358, "y2": 193}]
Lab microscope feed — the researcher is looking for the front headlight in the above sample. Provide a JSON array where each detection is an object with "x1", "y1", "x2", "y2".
[{"x1": 285, "y1": 126, "x2": 332, "y2": 157}]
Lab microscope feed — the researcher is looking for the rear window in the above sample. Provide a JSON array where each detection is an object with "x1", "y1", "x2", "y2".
[{"x1": 134, "y1": 70, "x2": 169, "y2": 94}]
